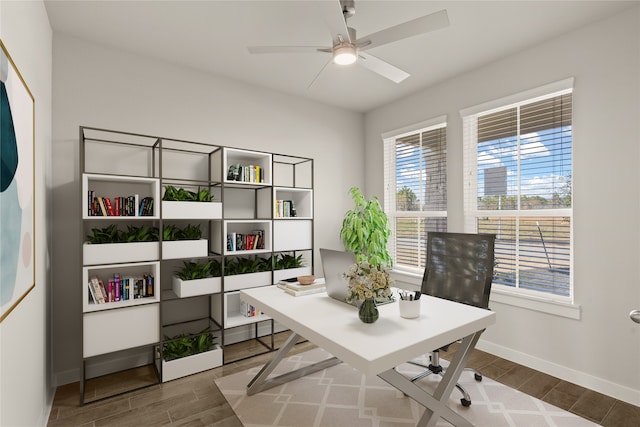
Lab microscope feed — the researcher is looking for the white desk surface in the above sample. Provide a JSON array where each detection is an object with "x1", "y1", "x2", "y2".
[{"x1": 240, "y1": 285, "x2": 496, "y2": 377}]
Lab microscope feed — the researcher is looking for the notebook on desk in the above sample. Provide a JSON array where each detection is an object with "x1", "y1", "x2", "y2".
[{"x1": 319, "y1": 248, "x2": 357, "y2": 306}]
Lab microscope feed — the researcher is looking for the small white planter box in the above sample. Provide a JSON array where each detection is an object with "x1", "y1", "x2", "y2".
[
  {"x1": 162, "y1": 201, "x2": 222, "y2": 219},
  {"x1": 83, "y1": 241, "x2": 158, "y2": 265},
  {"x1": 162, "y1": 344, "x2": 222, "y2": 382},
  {"x1": 172, "y1": 276, "x2": 221, "y2": 298},
  {"x1": 162, "y1": 239, "x2": 208, "y2": 260},
  {"x1": 273, "y1": 267, "x2": 312, "y2": 283},
  {"x1": 224, "y1": 271, "x2": 272, "y2": 292}
]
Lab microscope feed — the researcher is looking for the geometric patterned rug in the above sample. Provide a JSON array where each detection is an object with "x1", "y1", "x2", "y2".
[{"x1": 215, "y1": 348, "x2": 600, "y2": 427}]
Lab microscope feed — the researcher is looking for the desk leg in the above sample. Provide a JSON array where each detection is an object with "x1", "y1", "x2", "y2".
[
  {"x1": 246, "y1": 332, "x2": 342, "y2": 396},
  {"x1": 378, "y1": 332, "x2": 481, "y2": 427}
]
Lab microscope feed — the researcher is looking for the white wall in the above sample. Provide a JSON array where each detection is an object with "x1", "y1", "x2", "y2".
[
  {"x1": 51, "y1": 34, "x2": 365, "y2": 384},
  {"x1": 365, "y1": 7, "x2": 640, "y2": 405},
  {"x1": 0, "y1": 1, "x2": 53, "y2": 425}
]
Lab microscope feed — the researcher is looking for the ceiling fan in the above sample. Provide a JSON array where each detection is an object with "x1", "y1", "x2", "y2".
[{"x1": 247, "y1": 0, "x2": 449, "y2": 86}]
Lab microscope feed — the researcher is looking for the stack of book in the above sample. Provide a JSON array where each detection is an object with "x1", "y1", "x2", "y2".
[{"x1": 277, "y1": 277, "x2": 326, "y2": 297}]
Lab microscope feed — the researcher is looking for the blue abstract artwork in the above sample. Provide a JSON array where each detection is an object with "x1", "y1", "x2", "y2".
[{"x1": 1, "y1": 40, "x2": 35, "y2": 322}]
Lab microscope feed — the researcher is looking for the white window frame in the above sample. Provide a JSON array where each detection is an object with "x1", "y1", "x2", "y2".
[
  {"x1": 461, "y1": 78, "x2": 579, "y2": 319},
  {"x1": 382, "y1": 116, "x2": 447, "y2": 277}
]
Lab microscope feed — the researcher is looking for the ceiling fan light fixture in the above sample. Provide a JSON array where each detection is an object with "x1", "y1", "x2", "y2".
[{"x1": 333, "y1": 45, "x2": 357, "y2": 65}]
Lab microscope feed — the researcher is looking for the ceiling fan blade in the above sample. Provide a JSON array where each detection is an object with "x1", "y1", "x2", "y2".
[
  {"x1": 358, "y1": 9, "x2": 449, "y2": 51},
  {"x1": 248, "y1": 46, "x2": 328, "y2": 54},
  {"x1": 357, "y1": 52, "x2": 410, "y2": 83},
  {"x1": 307, "y1": 58, "x2": 333, "y2": 89},
  {"x1": 317, "y1": 0, "x2": 352, "y2": 45}
]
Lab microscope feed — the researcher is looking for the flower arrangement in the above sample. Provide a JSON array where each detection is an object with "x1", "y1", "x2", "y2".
[{"x1": 344, "y1": 261, "x2": 394, "y2": 303}]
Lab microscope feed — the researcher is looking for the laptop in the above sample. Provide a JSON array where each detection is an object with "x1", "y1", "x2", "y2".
[{"x1": 319, "y1": 248, "x2": 357, "y2": 306}]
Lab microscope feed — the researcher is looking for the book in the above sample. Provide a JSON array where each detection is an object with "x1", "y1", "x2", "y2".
[
  {"x1": 284, "y1": 278, "x2": 326, "y2": 292},
  {"x1": 284, "y1": 286, "x2": 326, "y2": 297},
  {"x1": 89, "y1": 276, "x2": 106, "y2": 304},
  {"x1": 114, "y1": 274, "x2": 121, "y2": 301},
  {"x1": 104, "y1": 198, "x2": 115, "y2": 216},
  {"x1": 97, "y1": 197, "x2": 108, "y2": 216}
]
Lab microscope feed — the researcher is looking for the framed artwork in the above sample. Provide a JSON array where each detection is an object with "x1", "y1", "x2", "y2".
[{"x1": 1, "y1": 39, "x2": 35, "y2": 322}]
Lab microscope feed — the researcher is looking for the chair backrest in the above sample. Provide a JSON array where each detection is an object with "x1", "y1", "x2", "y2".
[{"x1": 421, "y1": 232, "x2": 496, "y2": 309}]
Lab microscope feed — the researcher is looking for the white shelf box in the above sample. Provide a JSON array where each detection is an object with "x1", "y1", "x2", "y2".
[
  {"x1": 83, "y1": 304, "x2": 160, "y2": 358},
  {"x1": 161, "y1": 344, "x2": 222, "y2": 382},
  {"x1": 212, "y1": 220, "x2": 272, "y2": 255},
  {"x1": 273, "y1": 187, "x2": 313, "y2": 219},
  {"x1": 211, "y1": 290, "x2": 272, "y2": 330},
  {"x1": 83, "y1": 261, "x2": 160, "y2": 313},
  {"x1": 172, "y1": 276, "x2": 222, "y2": 298},
  {"x1": 223, "y1": 271, "x2": 272, "y2": 292},
  {"x1": 161, "y1": 200, "x2": 222, "y2": 220},
  {"x1": 223, "y1": 147, "x2": 272, "y2": 185},
  {"x1": 273, "y1": 266, "x2": 312, "y2": 283},
  {"x1": 83, "y1": 173, "x2": 159, "y2": 219},
  {"x1": 273, "y1": 220, "x2": 312, "y2": 252},
  {"x1": 162, "y1": 239, "x2": 208, "y2": 260},
  {"x1": 83, "y1": 241, "x2": 159, "y2": 265}
]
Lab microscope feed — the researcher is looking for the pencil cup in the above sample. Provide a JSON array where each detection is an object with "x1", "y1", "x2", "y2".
[{"x1": 399, "y1": 299, "x2": 421, "y2": 319}]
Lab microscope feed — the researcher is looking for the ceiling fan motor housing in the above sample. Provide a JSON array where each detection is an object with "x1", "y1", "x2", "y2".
[{"x1": 341, "y1": 0, "x2": 355, "y2": 19}]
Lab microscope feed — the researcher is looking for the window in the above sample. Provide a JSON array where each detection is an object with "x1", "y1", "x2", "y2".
[
  {"x1": 462, "y1": 81, "x2": 573, "y2": 300},
  {"x1": 383, "y1": 118, "x2": 447, "y2": 273}
]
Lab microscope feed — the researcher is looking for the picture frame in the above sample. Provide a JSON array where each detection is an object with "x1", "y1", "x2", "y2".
[{"x1": 1, "y1": 39, "x2": 35, "y2": 322}]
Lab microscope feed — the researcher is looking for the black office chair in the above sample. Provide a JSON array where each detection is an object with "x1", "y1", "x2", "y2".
[{"x1": 408, "y1": 231, "x2": 496, "y2": 407}]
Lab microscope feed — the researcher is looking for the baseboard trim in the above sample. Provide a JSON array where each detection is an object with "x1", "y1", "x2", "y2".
[{"x1": 477, "y1": 339, "x2": 640, "y2": 407}]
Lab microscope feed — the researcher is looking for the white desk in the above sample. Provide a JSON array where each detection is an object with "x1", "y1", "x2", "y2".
[{"x1": 240, "y1": 286, "x2": 496, "y2": 427}]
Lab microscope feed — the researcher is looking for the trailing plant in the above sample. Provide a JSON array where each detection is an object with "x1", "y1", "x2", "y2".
[
  {"x1": 175, "y1": 259, "x2": 222, "y2": 280},
  {"x1": 340, "y1": 186, "x2": 392, "y2": 267},
  {"x1": 163, "y1": 327, "x2": 215, "y2": 361},
  {"x1": 273, "y1": 253, "x2": 304, "y2": 270},
  {"x1": 163, "y1": 185, "x2": 213, "y2": 202}
]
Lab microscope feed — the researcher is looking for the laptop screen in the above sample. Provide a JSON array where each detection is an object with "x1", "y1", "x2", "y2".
[{"x1": 319, "y1": 248, "x2": 357, "y2": 305}]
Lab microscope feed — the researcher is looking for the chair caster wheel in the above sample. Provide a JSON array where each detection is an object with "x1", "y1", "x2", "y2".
[
  {"x1": 474, "y1": 373, "x2": 482, "y2": 381},
  {"x1": 461, "y1": 398, "x2": 471, "y2": 407}
]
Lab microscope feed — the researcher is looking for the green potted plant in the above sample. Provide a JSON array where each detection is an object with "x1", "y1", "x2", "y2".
[
  {"x1": 161, "y1": 326, "x2": 222, "y2": 381},
  {"x1": 162, "y1": 185, "x2": 222, "y2": 219},
  {"x1": 162, "y1": 223, "x2": 208, "y2": 259},
  {"x1": 172, "y1": 259, "x2": 222, "y2": 297},
  {"x1": 340, "y1": 187, "x2": 392, "y2": 268},
  {"x1": 223, "y1": 256, "x2": 272, "y2": 291},
  {"x1": 272, "y1": 252, "x2": 311, "y2": 283},
  {"x1": 84, "y1": 224, "x2": 159, "y2": 264}
]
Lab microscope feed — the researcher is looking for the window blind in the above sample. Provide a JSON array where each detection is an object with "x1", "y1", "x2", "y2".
[
  {"x1": 384, "y1": 122, "x2": 447, "y2": 272},
  {"x1": 463, "y1": 88, "x2": 573, "y2": 300}
]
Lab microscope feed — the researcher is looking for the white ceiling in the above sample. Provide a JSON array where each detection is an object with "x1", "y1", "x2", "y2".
[{"x1": 44, "y1": 0, "x2": 636, "y2": 113}]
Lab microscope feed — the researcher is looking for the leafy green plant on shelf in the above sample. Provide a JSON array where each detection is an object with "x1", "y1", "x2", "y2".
[
  {"x1": 162, "y1": 185, "x2": 213, "y2": 202},
  {"x1": 163, "y1": 327, "x2": 216, "y2": 362},
  {"x1": 86, "y1": 224, "x2": 156, "y2": 244},
  {"x1": 224, "y1": 256, "x2": 271, "y2": 276},
  {"x1": 161, "y1": 224, "x2": 202, "y2": 241},
  {"x1": 87, "y1": 224, "x2": 202, "y2": 244},
  {"x1": 174, "y1": 259, "x2": 222, "y2": 281},
  {"x1": 273, "y1": 253, "x2": 304, "y2": 270}
]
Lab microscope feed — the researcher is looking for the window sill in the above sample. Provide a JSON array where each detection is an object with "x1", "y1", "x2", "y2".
[
  {"x1": 391, "y1": 269, "x2": 581, "y2": 320},
  {"x1": 490, "y1": 289, "x2": 581, "y2": 320}
]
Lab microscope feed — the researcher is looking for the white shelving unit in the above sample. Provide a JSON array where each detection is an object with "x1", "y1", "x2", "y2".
[{"x1": 79, "y1": 127, "x2": 314, "y2": 398}]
